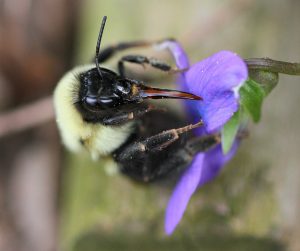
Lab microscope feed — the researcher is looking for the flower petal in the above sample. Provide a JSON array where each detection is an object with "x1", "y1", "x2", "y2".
[
  {"x1": 198, "y1": 91, "x2": 239, "y2": 132},
  {"x1": 198, "y1": 141, "x2": 239, "y2": 187},
  {"x1": 165, "y1": 153, "x2": 204, "y2": 235},
  {"x1": 183, "y1": 51, "x2": 248, "y2": 133},
  {"x1": 185, "y1": 51, "x2": 247, "y2": 95},
  {"x1": 155, "y1": 40, "x2": 190, "y2": 69}
]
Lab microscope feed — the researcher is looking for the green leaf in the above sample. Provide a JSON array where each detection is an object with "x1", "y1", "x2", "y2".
[
  {"x1": 221, "y1": 110, "x2": 240, "y2": 154},
  {"x1": 239, "y1": 79, "x2": 265, "y2": 123},
  {"x1": 248, "y1": 70, "x2": 279, "y2": 96}
]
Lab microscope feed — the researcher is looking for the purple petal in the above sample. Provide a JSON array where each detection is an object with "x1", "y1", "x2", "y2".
[
  {"x1": 155, "y1": 40, "x2": 190, "y2": 69},
  {"x1": 184, "y1": 51, "x2": 247, "y2": 95},
  {"x1": 183, "y1": 51, "x2": 248, "y2": 133},
  {"x1": 198, "y1": 141, "x2": 239, "y2": 187},
  {"x1": 165, "y1": 153, "x2": 205, "y2": 235},
  {"x1": 198, "y1": 91, "x2": 239, "y2": 132},
  {"x1": 156, "y1": 42, "x2": 247, "y2": 132}
]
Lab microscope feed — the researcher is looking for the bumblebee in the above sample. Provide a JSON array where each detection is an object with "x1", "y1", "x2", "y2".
[{"x1": 54, "y1": 16, "x2": 219, "y2": 182}]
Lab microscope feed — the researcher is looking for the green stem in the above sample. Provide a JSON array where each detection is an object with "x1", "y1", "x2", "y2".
[{"x1": 245, "y1": 58, "x2": 300, "y2": 75}]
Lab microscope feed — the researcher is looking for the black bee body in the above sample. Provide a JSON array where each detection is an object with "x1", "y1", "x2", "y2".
[{"x1": 54, "y1": 16, "x2": 220, "y2": 183}]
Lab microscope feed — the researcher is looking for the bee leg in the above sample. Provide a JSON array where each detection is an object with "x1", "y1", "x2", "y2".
[
  {"x1": 97, "y1": 39, "x2": 177, "y2": 63},
  {"x1": 149, "y1": 134, "x2": 222, "y2": 180},
  {"x1": 102, "y1": 104, "x2": 162, "y2": 125},
  {"x1": 144, "y1": 120, "x2": 204, "y2": 151},
  {"x1": 186, "y1": 134, "x2": 221, "y2": 154},
  {"x1": 97, "y1": 41, "x2": 153, "y2": 63},
  {"x1": 185, "y1": 129, "x2": 247, "y2": 154},
  {"x1": 113, "y1": 121, "x2": 203, "y2": 182},
  {"x1": 116, "y1": 120, "x2": 203, "y2": 155},
  {"x1": 118, "y1": 55, "x2": 185, "y2": 77},
  {"x1": 114, "y1": 130, "x2": 225, "y2": 182}
]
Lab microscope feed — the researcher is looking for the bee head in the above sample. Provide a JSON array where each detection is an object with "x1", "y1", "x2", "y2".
[
  {"x1": 79, "y1": 66, "x2": 202, "y2": 112},
  {"x1": 79, "y1": 67, "x2": 143, "y2": 110}
]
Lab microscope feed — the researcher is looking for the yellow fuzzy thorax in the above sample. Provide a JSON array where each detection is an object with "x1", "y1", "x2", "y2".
[{"x1": 53, "y1": 65, "x2": 134, "y2": 160}]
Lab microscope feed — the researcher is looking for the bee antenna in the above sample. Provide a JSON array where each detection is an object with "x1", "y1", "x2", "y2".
[{"x1": 95, "y1": 16, "x2": 107, "y2": 80}]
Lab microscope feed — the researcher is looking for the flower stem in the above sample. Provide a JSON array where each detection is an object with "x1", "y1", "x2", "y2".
[{"x1": 245, "y1": 58, "x2": 300, "y2": 75}]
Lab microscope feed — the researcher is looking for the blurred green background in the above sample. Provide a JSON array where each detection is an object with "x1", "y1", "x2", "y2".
[{"x1": 0, "y1": 0, "x2": 299, "y2": 251}]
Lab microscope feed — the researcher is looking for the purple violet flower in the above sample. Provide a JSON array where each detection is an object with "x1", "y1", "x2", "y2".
[{"x1": 156, "y1": 41, "x2": 248, "y2": 235}]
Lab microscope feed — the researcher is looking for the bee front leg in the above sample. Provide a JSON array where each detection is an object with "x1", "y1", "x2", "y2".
[
  {"x1": 118, "y1": 55, "x2": 185, "y2": 77},
  {"x1": 102, "y1": 104, "x2": 160, "y2": 125}
]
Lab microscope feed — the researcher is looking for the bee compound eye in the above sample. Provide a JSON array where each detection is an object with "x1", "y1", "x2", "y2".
[
  {"x1": 85, "y1": 96, "x2": 98, "y2": 107},
  {"x1": 83, "y1": 93, "x2": 122, "y2": 110},
  {"x1": 98, "y1": 97, "x2": 114, "y2": 105}
]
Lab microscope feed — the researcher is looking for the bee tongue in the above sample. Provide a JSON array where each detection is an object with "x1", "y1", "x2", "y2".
[{"x1": 139, "y1": 85, "x2": 202, "y2": 101}]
